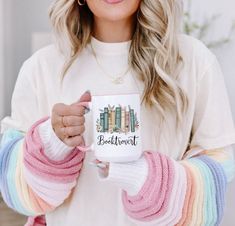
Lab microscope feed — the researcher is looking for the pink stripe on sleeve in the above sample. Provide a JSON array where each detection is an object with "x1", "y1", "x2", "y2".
[
  {"x1": 122, "y1": 151, "x2": 175, "y2": 221},
  {"x1": 23, "y1": 117, "x2": 85, "y2": 184}
]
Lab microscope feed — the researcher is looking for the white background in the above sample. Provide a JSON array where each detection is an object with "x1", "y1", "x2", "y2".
[
  {"x1": 0, "y1": 0, "x2": 4, "y2": 118},
  {"x1": 0, "y1": 0, "x2": 51, "y2": 116},
  {"x1": 0, "y1": 0, "x2": 235, "y2": 225}
]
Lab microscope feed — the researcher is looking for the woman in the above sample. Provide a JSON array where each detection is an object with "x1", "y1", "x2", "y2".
[{"x1": 1, "y1": 0, "x2": 235, "y2": 225}]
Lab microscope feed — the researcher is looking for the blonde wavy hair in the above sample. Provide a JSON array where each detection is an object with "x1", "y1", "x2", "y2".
[{"x1": 49, "y1": 0, "x2": 188, "y2": 123}]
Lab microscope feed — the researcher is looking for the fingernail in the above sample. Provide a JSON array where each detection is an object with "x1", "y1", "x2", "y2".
[
  {"x1": 97, "y1": 163, "x2": 107, "y2": 169},
  {"x1": 85, "y1": 107, "x2": 90, "y2": 113},
  {"x1": 89, "y1": 161, "x2": 106, "y2": 169},
  {"x1": 85, "y1": 90, "x2": 91, "y2": 94}
]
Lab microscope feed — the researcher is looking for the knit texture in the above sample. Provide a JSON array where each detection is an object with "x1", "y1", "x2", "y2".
[
  {"x1": 0, "y1": 116, "x2": 234, "y2": 226},
  {"x1": 38, "y1": 118, "x2": 74, "y2": 161},
  {"x1": 0, "y1": 127, "x2": 234, "y2": 226},
  {"x1": 100, "y1": 149, "x2": 234, "y2": 226},
  {"x1": 98, "y1": 155, "x2": 148, "y2": 196},
  {"x1": 0, "y1": 117, "x2": 86, "y2": 226}
]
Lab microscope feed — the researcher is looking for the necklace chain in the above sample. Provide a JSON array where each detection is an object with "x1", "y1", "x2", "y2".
[{"x1": 90, "y1": 42, "x2": 130, "y2": 84}]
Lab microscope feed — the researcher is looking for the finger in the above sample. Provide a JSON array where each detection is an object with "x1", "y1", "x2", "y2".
[
  {"x1": 71, "y1": 91, "x2": 91, "y2": 111},
  {"x1": 94, "y1": 159, "x2": 109, "y2": 165},
  {"x1": 78, "y1": 91, "x2": 91, "y2": 103},
  {"x1": 94, "y1": 159, "x2": 102, "y2": 164},
  {"x1": 90, "y1": 160, "x2": 107, "y2": 169},
  {"x1": 97, "y1": 161, "x2": 109, "y2": 178},
  {"x1": 94, "y1": 159, "x2": 109, "y2": 168},
  {"x1": 64, "y1": 135, "x2": 84, "y2": 147},
  {"x1": 62, "y1": 115, "x2": 85, "y2": 127},
  {"x1": 52, "y1": 114, "x2": 84, "y2": 128},
  {"x1": 54, "y1": 126, "x2": 69, "y2": 140},
  {"x1": 51, "y1": 114, "x2": 62, "y2": 128},
  {"x1": 79, "y1": 136, "x2": 85, "y2": 146},
  {"x1": 53, "y1": 103, "x2": 86, "y2": 117},
  {"x1": 59, "y1": 125, "x2": 85, "y2": 137}
]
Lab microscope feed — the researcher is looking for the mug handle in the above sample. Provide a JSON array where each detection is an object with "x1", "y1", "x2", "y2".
[{"x1": 74, "y1": 101, "x2": 94, "y2": 152}]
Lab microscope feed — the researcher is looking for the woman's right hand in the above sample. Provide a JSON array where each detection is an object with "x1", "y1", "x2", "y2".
[{"x1": 51, "y1": 91, "x2": 91, "y2": 147}]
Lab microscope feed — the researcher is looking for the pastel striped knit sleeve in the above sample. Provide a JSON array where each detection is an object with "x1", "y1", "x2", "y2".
[
  {"x1": 101, "y1": 146, "x2": 235, "y2": 226},
  {"x1": 0, "y1": 116, "x2": 85, "y2": 216}
]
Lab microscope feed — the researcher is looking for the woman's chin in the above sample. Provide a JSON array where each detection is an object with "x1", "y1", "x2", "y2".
[{"x1": 86, "y1": 0, "x2": 140, "y2": 22}]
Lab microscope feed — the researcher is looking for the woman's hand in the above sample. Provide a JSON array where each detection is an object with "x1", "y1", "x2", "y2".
[
  {"x1": 90, "y1": 159, "x2": 110, "y2": 178},
  {"x1": 51, "y1": 91, "x2": 91, "y2": 147}
]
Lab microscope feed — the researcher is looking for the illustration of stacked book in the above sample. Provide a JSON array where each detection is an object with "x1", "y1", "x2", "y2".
[{"x1": 96, "y1": 104, "x2": 139, "y2": 134}]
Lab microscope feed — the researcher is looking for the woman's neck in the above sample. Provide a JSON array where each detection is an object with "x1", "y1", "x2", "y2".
[{"x1": 92, "y1": 15, "x2": 136, "y2": 43}]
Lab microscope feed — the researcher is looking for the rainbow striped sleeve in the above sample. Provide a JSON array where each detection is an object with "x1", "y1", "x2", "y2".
[
  {"x1": 0, "y1": 117, "x2": 85, "y2": 216},
  {"x1": 105, "y1": 147, "x2": 235, "y2": 226}
]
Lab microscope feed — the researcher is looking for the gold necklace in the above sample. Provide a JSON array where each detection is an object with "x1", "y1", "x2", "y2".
[{"x1": 90, "y1": 42, "x2": 130, "y2": 84}]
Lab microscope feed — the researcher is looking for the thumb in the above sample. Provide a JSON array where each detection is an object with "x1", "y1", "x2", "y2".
[
  {"x1": 71, "y1": 90, "x2": 91, "y2": 110},
  {"x1": 78, "y1": 90, "x2": 91, "y2": 103}
]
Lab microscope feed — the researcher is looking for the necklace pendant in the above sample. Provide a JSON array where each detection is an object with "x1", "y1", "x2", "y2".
[{"x1": 112, "y1": 77, "x2": 124, "y2": 84}]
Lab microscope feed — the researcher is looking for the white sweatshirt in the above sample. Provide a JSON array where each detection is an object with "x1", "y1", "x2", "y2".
[{"x1": 1, "y1": 34, "x2": 235, "y2": 226}]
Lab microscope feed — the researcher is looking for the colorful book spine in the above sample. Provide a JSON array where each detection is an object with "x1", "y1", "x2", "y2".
[
  {"x1": 115, "y1": 107, "x2": 121, "y2": 131},
  {"x1": 134, "y1": 113, "x2": 139, "y2": 130},
  {"x1": 108, "y1": 109, "x2": 112, "y2": 132},
  {"x1": 121, "y1": 107, "x2": 126, "y2": 132},
  {"x1": 104, "y1": 107, "x2": 109, "y2": 132},
  {"x1": 100, "y1": 113, "x2": 104, "y2": 132},
  {"x1": 130, "y1": 109, "x2": 135, "y2": 132},
  {"x1": 125, "y1": 110, "x2": 130, "y2": 134},
  {"x1": 111, "y1": 110, "x2": 115, "y2": 131}
]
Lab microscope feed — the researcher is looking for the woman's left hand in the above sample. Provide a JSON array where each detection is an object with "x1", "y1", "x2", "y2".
[{"x1": 90, "y1": 159, "x2": 110, "y2": 177}]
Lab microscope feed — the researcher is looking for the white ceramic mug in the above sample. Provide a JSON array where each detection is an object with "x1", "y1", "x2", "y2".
[{"x1": 76, "y1": 93, "x2": 142, "y2": 163}]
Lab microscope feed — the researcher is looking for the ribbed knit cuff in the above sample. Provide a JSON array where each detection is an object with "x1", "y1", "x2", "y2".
[
  {"x1": 97, "y1": 155, "x2": 148, "y2": 196},
  {"x1": 38, "y1": 118, "x2": 74, "y2": 161}
]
